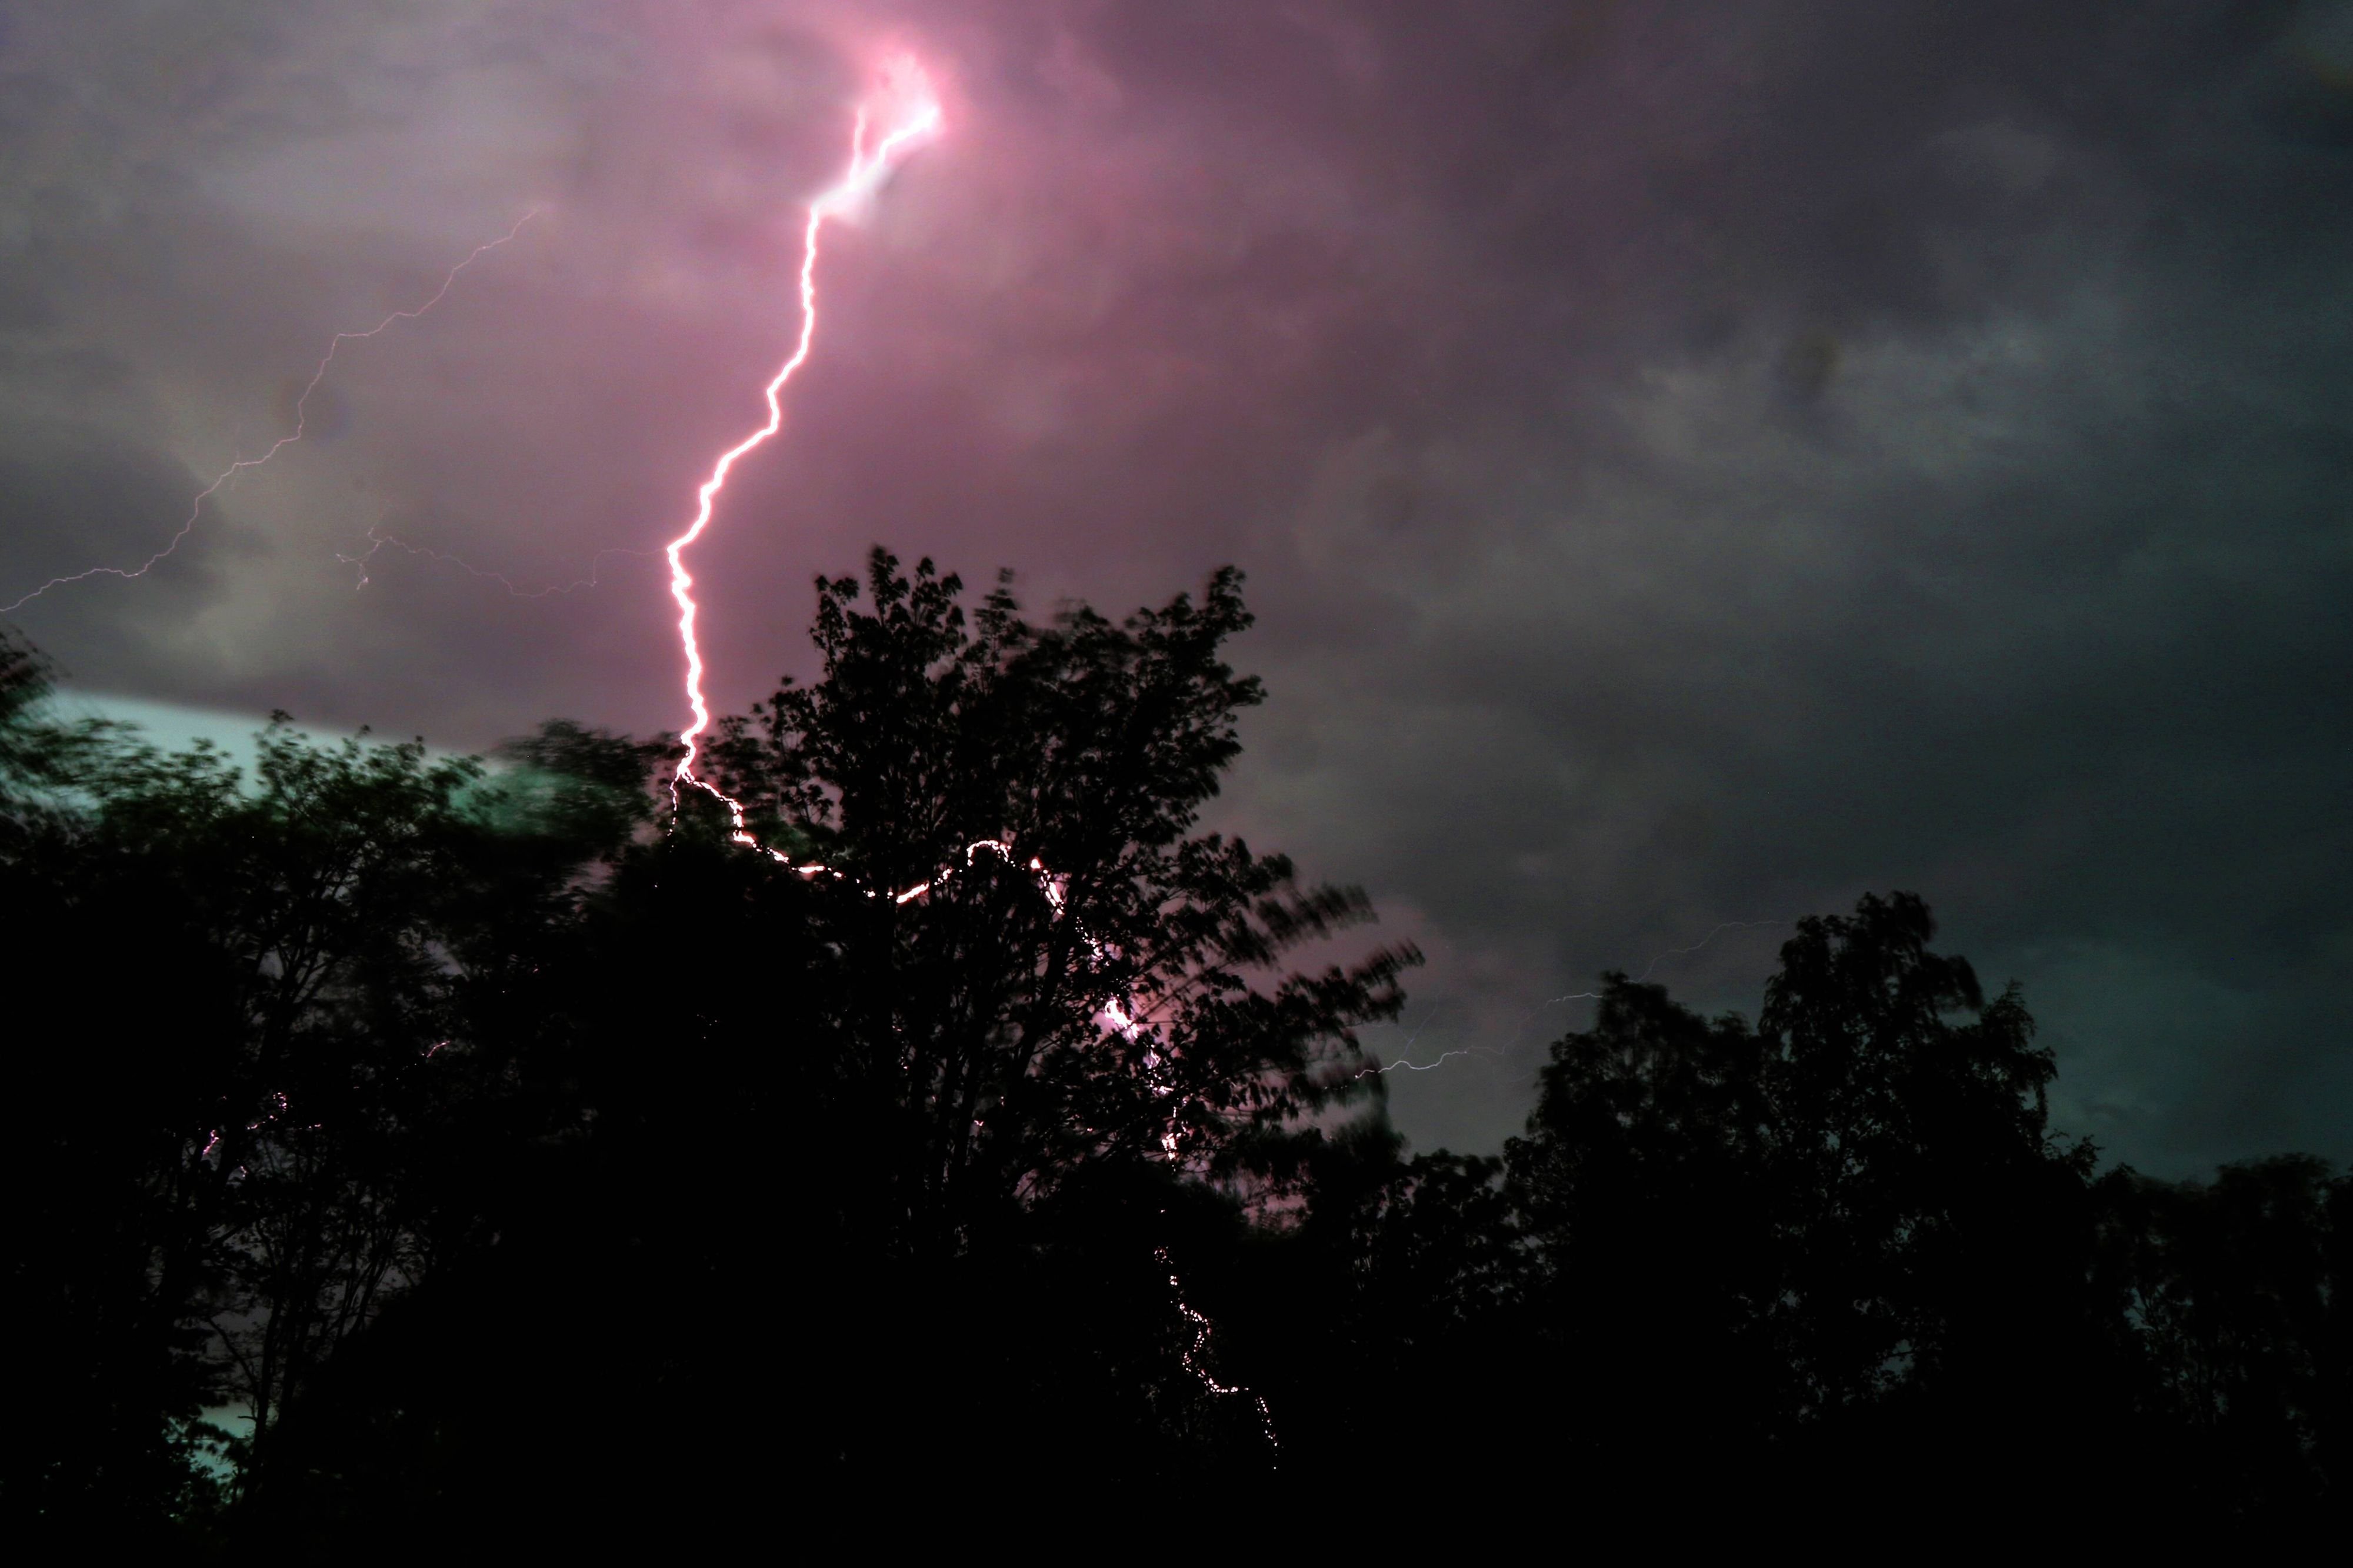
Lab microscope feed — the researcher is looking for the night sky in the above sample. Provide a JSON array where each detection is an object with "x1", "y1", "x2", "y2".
[{"x1": 6, "y1": 1, "x2": 2349, "y2": 1175}]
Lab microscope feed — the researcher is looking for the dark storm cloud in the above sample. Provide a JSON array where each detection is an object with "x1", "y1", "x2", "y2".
[
  {"x1": 0, "y1": 418, "x2": 236, "y2": 685},
  {"x1": 5, "y1": 1, "x2": 2348, "y2": 1172}
]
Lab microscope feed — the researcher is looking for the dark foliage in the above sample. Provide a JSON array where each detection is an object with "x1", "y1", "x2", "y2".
[{"x1": 5, "y1": 558, "x2": 2349, "y2": 1547}]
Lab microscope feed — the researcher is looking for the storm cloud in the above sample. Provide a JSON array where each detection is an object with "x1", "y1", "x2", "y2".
[{"x1": 6, "y1": 0, "x2": 2349, "y2": 1173}]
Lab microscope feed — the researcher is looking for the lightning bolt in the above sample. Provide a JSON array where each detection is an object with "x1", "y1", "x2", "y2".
[
  {"x1": 1354, "y1": 1005, "x2": 1504, "y2": 1077},
  {"x1": 1159, "y1": 1245, "x2": 1280, "y2": 1459},
  {"x1": 649, "y1": 65, "x2": 1279, "y2": 1447},
  {"x1": 643, "y1": 67, "x2": 1154, "y2": 1052},
  {"x1": 665, "y1": 65, "x2": 942, "y2": 816},
  {"x1": 2, "y1": 209, "x2": 542, "y2": 616},
  {"x1": 649, "y1": 65, "x2": 1156, "y2": 1072}
]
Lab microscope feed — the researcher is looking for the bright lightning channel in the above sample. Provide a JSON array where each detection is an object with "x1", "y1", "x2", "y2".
[
  {"x1": 1, "y1": 209, "x2": 541, "y2": 616},
  {"x1": 656, "y1": 65, "x2": 1279, "y2": 1449},
  {"x1": 664, "y1": 65, "x2": 942, "y2": 818}
]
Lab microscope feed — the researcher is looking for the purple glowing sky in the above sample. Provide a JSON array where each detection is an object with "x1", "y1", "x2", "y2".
[{"x1": 7, "y1": 1, "x2": 2353, "y2": 1169}]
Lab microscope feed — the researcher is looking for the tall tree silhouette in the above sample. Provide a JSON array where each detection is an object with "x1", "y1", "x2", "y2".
[
  {"x1": 17, "y1": 594, "x2": 2352, "y2": 1540},
  {"x1": 4, "y1": 636, "x2": 244, "y2": 1537},
  {"x1": 1504, "y1": 975, "x2": 1781, "y2": 1471},
  {"x1": 2097, "y1": 1155, "x2": 2351, "y2": 1515},
  {"x1": 250, "y1": 552, "x2": 1413, "y2": 1540},
  {"x1": 1757, "y1": 893, "x2": 2099, "y2": 1431},
  {"x1": 699, "y1": 552, "x2": 1411, "y2": 1242},
  {"x1": 1478, "y1": 893, "x2": 2107, "y2": 1505}
]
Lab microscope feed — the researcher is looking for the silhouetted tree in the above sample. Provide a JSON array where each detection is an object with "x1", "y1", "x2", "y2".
[
  {"x1": 1227, "y1": 1123, "x2": 1530, "y2": 1479},
  {"x1": 2096, "y1": 1155, "x2": 2351, "y2": 1516},
  {"x1": 1478, "y1": 893, "x2": 2112, "y2": 1508},
  {"x1": 0, "y1": 628, "x2": 53, "y2": 808},
  {"x1": 1505, "y1": 976, "x2": 1781, "y2": 1470},
  {"x1": 4, "y1": 636, "x2": 243, "y2": 1540},
  {"x1": 703, "y1": 551, "x2": 1411, "y2": 1240},
  {"x1": 248, "y1": 552, "x2": 1413, "y2": 1542},
  {"x1": 1758, "y1": 895, "x2": 2099, "y2": 1424},
  {"x1": 15, "y1": 592, "x2": 2353, "y2": 1541},
  {"x1": 1, "y1": 656, "x2": 645, "y2": 1541}
]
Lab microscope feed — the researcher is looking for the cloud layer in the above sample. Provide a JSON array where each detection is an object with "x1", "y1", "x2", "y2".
[{"x1": 7, "y1": 1, "x2": 2349, "y2": 1172}]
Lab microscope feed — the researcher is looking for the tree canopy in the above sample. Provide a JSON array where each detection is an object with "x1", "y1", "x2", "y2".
[{"x1": 4, "y1": 555, "x2": 2347, "y2": 1546}]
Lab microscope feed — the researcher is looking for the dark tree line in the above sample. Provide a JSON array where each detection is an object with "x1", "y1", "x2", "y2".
[{"x1": 4, "y1": 553, "x2": 2346, "y2": 1547}]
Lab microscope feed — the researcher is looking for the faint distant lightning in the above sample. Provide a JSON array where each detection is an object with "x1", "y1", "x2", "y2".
[
  {"x1": 1355, "y1": 1005, "x2": 1500, "y2": 1077},
  {"x1": 1359, "y1": 1049, "x2": 1492, "y2": 1076},
  {"x1": 1356, "y1": 918, "x2": 1791, "y2": 1079},
  {"x1": 338, "y1": 522, "x2": 657, "y2": 598},
  {"x1": 1625, "y1": 918, "x2": 1786, "y2": 985},
  {"x1": 1527, "y1": 918, "x2": 1789, "y2": 1009},
  {"x1": 665, "y1": 65, "x2": 942, "y2": 815},
  {"x1": 1, "y1": 209, "x2": 541, "y2": 616}
]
